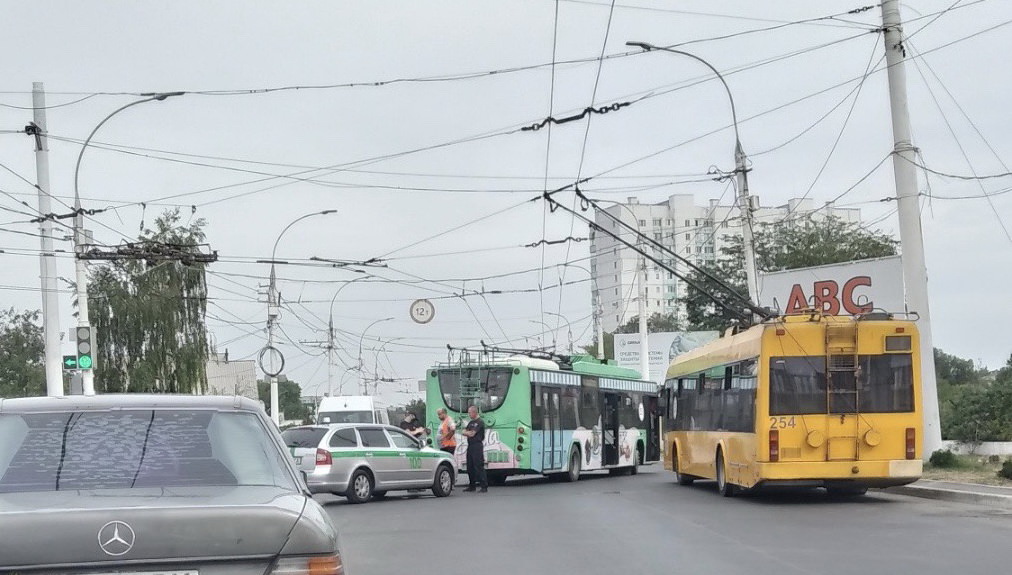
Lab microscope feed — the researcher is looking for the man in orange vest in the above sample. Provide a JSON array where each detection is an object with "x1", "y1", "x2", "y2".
[{"x1": 436, "y1": 408, "x2": 457, "y2": 455}]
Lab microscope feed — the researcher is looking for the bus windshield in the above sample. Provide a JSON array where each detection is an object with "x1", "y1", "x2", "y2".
[
  {"x1": 437, "y1": 368, "x2": 512, "y2": 412},
  {"x1": 317, "y1": 410, "x2": 373, "y2": 424}
]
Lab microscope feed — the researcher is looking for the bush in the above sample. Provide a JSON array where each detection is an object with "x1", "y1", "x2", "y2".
[
  {"x1": 989, "y1": 454, "x2": 1002, "y2": 464},
  {"x1": 929, "y1": 449, "x2": 960, "y2": 468},
  {"x1": 999, "y1": 458, "x2": 1012, "y2": 480}
]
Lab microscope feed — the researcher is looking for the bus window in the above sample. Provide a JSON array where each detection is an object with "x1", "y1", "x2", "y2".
[
  {"x1": 858, "y1": 354, "x2": 914, "y2": 413},
  {"x1": 769, "y1": 356, "x2": 827, "y2": 415},
  {"x1": 436, "y1": 368, "x2": 513, "y2": 411}
]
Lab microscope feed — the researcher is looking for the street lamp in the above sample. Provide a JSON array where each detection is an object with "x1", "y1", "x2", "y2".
[
  {"x1": 264, "y1": 209, "x2": 338, "y2": 424},
  {"x1": 625, "y1": 40, "x2": 760, "y2": 307},
  {"x1": 370, "y1": 337, "x2": 403, "y2": 395},
  {"x1": 358, "y1": 317, "x2": 394, "y2": 395},
  {"x1": 528, "y1": 319, "x2": 554, "y2": 349},
  {"x1": 544, "y1": 311, "x2": 574, "y2": 354},
  {"x1": 321, "y1": 276, "x2": 371, "y2": 396},
  {"x1": 71, "y1": 91, "x2": 184, "y2": 396}
]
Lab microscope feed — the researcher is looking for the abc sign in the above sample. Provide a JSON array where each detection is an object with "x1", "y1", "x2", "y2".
[{"x1": 784, "y1": 276, "x2": 873, "y2": 315}]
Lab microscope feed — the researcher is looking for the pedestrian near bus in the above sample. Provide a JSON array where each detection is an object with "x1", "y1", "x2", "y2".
[
  {"x1": 436, "y1": 408, "x2": 456, "y2": 456},
  {"x1": 462, "y1": 405, "x2": 488, "y2": 493}
]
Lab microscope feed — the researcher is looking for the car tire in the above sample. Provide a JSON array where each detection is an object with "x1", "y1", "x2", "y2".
[
  {"x1": 564, "y1": 448, "x2": 581, "y2": 482},
  {"x1": 432, "y1": 464, "x2": 454, "y2": 497},
  {"x1": 672, "y1": 445, "x2": 695, "y2": 486},
  {"x1": 346, "y1": 469, "x2": 373, "y2": 504},
  {"x1": 716, "y1": 449, "x2": 736, "y2": 498}
]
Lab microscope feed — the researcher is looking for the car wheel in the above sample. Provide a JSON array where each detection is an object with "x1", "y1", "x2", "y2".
[
  {"x1": 347, "y1": 469, "x2": 373, "y2": 504},
  {"x1": 716, "y1": 449, "x2": 736, "y2": 498},
  {"x1": 673, "y1": 445, "x2": 695, "y2": 486},
  {"x1": 432, "y1": 464, "x2": 454, "y2": 497},
  {"x1": 564, "y1": 448, "x2": 581, "y2": 482}
]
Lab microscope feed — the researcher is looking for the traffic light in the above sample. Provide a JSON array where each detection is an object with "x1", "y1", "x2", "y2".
[{"x1": 76, "y1": 326, "x2": 94, "y2": 370}]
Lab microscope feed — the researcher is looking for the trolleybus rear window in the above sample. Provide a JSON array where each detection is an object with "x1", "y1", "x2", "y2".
[
  {"x1": 438, "y1": 368, "x2": 512, "y2": 411},
  {"x1": 770, "y1": 355, "x2": 915, "y2": 415}
]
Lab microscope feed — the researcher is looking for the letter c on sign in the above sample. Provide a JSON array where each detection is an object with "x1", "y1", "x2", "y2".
[{"x1": 842, "y1": 276, "x2": 873, "y2": 314}]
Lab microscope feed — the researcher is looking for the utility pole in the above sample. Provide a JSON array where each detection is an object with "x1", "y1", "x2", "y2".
[
  {"x1": 880, "y1": 0, "x2": 942, "y2": 458},
  {"x1": 267, "y1": 266, "x2": 280, "y2": 425},
  {"x1": 595, "y1": 292, "x2": 604, "y2": 360},
  {"x1": 637, "y1": 256, "x2": 650, "y2": 381},
  {"x1": 736, "y1": 144, "x2": 760, "y2": 307},
  {"x1": 28, "y1": 83, "x2": 64, "y2": 397}
]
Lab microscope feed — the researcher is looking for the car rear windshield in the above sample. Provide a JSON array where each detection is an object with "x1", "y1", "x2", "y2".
[
  {"x1": 281, "y1": 427, "x2": 327, "y2": 448},
  {"x1": 317, "y1": 410, "x2": 373, "y2": 424},
  {"x1": 0, "y1": 409, "x2": 298, "y2": 493}
]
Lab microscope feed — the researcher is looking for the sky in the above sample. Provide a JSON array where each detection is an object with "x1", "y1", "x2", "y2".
[{"x1": 2, "y1": 0, "x2": 1011, "y2": 405}]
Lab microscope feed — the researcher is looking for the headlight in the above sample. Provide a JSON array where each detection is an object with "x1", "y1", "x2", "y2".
[{"x1": 271, "y1": 554, "x2": 344, "y2": 575}]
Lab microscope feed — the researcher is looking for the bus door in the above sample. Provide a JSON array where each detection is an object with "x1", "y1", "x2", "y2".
[
  {"x1": 542, "y1": 389, "x2": 562, "y2": 470},
  {"x1": 602, "y1": 393, "x2": 620, "y2": 466},
  {"x1": 645, "y1": 395, "x2": 661, "y2": 462}
]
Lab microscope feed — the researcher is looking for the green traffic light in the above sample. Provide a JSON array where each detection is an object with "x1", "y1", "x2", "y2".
[{"x1": 78, "y1": 355, "x2": 93, "y2": 369}]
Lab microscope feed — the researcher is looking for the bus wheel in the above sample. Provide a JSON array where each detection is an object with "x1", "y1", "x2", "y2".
[
  {"x1": 630, "y1": 445, "x2": 643, "y2": 475},
  {"x1": 565, "y1": 448, "x2": 581, "y2": 482},
  {"x1": 673, "y1": 446, "x2": 694, "y2": 486},
  {"x1": 488, "y1": 473, "x2": 508, "y2": 486},
  {"x1": 716, "y1": 450, "x2": 736, "y2": 498}
]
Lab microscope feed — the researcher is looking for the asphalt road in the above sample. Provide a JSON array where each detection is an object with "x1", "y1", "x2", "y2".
[{"x1": 320, "y1": 467, "x2": 1012, "y2": 575}]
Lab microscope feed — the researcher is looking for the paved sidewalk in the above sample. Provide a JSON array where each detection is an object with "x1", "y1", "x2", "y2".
[{"x1": 886, "y1": 479, "x2": 1012, "y2": 509}]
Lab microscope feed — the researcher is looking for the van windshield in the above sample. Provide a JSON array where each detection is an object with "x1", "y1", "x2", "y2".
[{"x1": 317, "y1": 410, "x2": 373, "y2": 424}]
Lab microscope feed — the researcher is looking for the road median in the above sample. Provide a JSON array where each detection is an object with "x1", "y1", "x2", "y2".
[{"x1": 885, "y1": 479, "x2": 1012, "y2": 509}]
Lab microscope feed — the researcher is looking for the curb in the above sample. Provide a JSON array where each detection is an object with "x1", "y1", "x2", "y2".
[{"x1": 886, "y1": 483, "x2": 1012, "y2": 509}]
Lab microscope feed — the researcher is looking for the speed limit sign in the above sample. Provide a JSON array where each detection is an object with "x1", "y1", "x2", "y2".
[{"x1": 409, "y1": 299, "x2": 435, "y2": 324}]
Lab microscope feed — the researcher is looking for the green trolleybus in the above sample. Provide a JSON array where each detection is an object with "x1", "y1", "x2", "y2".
[{"x1": 426, "y1": 350, "x2": 661, "y2": 484}]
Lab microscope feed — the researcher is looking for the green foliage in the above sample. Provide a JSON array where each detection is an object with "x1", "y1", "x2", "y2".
[
  {"x1": 257, "y1": 378, "x2": 312, "y2": 423},
  {"x1": 88, "y1": 209, "x2": 210, "y2": 393},
  {"x1": 928, "y1": 449, "x2": 960, "y2": 469},
  {"x1": 615, "y1": 313, "x2": 681, "y2": 334},
  {"x1": 0, "y1": 309, "x2": 46, "y2": 398},
  {"x1": 941, "y1": 352, "x2": 1012, "y2": 443},
  {"x1": 403, "y1": 398, "x2": 427, "y2": 427},
  {"x1": 935, "y1": 348, "x2": 983, "y2": 386},
  {"x1": 999, "y1": 458, "x2": 1012, "y2": 480},
  {"x1": 581, "y1": 332, "x2": 614, "y2": 361},
  {"x1": 685, "y1": 216, "x2": 899, "y2": 330}
]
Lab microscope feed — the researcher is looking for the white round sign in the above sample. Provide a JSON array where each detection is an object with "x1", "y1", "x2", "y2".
[
  {"x1": 638, "y1": 402, "x2": 645, "y2": 422},
  {"x1": 409, "y1": 299, "x2": 435, "y2": 324}
]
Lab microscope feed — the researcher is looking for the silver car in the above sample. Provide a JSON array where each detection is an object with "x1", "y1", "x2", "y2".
[
  {"x1": 282, "y1": 424, "x2": 455, "y2": 503},
  {"x1": 0, "y1": 395, "x2": 344, "y2": 574}
]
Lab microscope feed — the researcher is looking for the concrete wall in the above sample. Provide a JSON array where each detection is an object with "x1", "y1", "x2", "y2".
[{"x1": 941, "y1": 440, "x2": 1012, "y2": 456}]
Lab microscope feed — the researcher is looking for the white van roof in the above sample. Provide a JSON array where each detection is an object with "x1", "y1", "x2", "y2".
[{"x1": 317, "y1": 395, "x2": 378, "y2": 411}]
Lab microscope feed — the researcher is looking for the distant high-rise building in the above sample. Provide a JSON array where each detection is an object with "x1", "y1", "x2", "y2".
[{"x1": 590, "y1": 194, "x2": 861, "y2": 333}]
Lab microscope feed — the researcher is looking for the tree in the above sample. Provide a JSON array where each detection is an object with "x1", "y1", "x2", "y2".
[
  {"x1": 258, "y1": 378, "x2": 312, "y2": 424},
  {"x1": 615, "y1": 312, "x2": 681, "y2": 334},
  {"x1": 581, "y1": 332, "x2": 615, "y2": 361},
  {"x1": 402, "y1": 398, "x2": 427, "y2": 427},
  {"x1": 88, "y1": 209, "x2": 210, "y2": 393},
  {"x1": 0, "y1": 309, "x2": 45, "y2": 398},
  {"x1": 685, "y1": 216, "x2": 899, "y2": 330}
]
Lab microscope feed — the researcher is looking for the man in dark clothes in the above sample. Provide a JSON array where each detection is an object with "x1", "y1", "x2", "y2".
[
  {"x1": 399, "y1": 412, "x2": 425, "y2": 439},
  {"x1": 462, "y1": 405, "x2": 488, "y2": 493}
]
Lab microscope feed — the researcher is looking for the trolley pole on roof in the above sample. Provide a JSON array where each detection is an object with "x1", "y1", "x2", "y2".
[{"x1": 880, "y1": 0, "x2": 942, "y2": 458}]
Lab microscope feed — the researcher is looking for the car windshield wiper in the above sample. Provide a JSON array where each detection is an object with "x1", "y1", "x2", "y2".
[
  {"x1": 54, "y1": 412, "x2": 81, "y2": 491},
  {"x1": 130, "y1": 411, "x2": 157, "y2": 488}
]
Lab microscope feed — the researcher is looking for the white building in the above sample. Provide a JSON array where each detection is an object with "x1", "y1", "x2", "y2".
[{"x1": 591, "y1": 194, "x2": 861, "y2": 333}]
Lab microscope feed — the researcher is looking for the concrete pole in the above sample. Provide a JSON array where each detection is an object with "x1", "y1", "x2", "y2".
[
  {"x1": 31, "y1": 83, "x2": 64, "y2": 397},
  {"x1": 268, "y1": 265, "x2": 280, "y2": 425},
  {"x1": 595, "y1": 293, "x2": 605, "y2": 360},
  {"x1": 736, "y1": 143, "x2": 760, "y2": 307},
  {"x1": 880, "y1": 0, "x2": 942, "y2": 458},
  {"x1": 638, "y1": 256, "x2": 650, "y2": 381}
]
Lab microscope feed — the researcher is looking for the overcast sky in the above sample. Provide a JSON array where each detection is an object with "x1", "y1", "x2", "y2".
[{"x1": 2, "y1": 1, "x2": 1010, "y2": 404}]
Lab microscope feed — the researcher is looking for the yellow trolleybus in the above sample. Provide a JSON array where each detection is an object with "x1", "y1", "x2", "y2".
[{"x1": 661, "y1": 312, "x2": 923, "y2": 497}]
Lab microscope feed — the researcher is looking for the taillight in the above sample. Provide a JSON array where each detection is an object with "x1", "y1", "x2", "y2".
[
  {"x1": 316, "y1": 448, "x2": 332, "y2": 466},
  {"x1": 769, "y1": 430, "x2": 779, "y2": 462},
  {"x1": 271, "y1": 553, "x2": 343, "y2": 575},
  {"x1": 905, "y1": 428, "x2": 915, "y2": 460}
]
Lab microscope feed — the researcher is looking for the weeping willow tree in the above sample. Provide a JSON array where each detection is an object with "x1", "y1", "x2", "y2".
[{"x1": 88, "y1": 209, "x2": 210, "y2": 393}]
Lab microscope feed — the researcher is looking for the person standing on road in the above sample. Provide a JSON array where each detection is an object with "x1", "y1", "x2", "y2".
[
  {"x1": 436, "y1": 408, "x2": 457, "y2": 456},
  {"x1": 462, "y1": 405, "x2": 488, "y2": 493}
]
